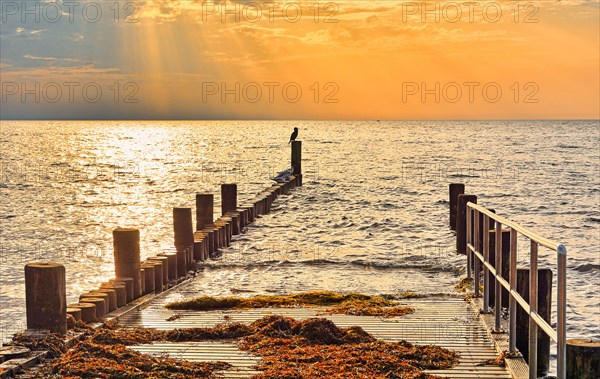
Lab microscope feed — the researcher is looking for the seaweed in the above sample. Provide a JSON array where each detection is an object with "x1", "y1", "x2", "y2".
[
  {"x1": 43, "y1": 341, "x2": 230, "y2": 378},
  {"x1": 165, "y1": 291, "x2": 414, "y2": 317},
  {"x1": 455, "y1": 277, "x2": 474, "y2": 292},
  {"x1": 24, "y1": 315, "x2": 458, "y2": 379}
]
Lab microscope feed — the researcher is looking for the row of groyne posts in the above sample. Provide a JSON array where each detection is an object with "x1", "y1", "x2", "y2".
[
  {"x1": 0, "y1": 142, "x2": 303, "y2": 368},
  {"x1": 449, "y1": 183, "x2": 599, "y2": 379}
]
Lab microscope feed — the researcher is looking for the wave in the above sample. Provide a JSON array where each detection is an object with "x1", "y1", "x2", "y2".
[
  {"x1": 448, "y1": 173, "x2": 480, "y2": 178},
  {"x1": 573, "y1": 263, "x2": 600, "y2": 273},
  {"x1": 584, "y1": 217, "x2": 600, "y2": 223},
  {"x1": 201, "y1": 258, "x2": 462, "y2": 274}
]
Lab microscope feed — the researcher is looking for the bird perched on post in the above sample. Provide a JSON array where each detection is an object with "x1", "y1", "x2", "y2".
[{"x1": 288, "y1": 127, "x2": 298, "y2": 144}]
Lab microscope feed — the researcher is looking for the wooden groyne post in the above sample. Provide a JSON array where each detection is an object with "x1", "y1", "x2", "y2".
[
  {"x1": 456, "y1": 194, "x2": 477, "y2": 255},
  {"x1": 292, "y1": 140, "x2": 302, "y2": 185},
  {"x1": 221, "y1": 184, "x2": 237, "y2": 215},
  {"x1": 174, "y1": 207, "x2": 194, "y2": 275},
  {"x1": 113, "y1": 228, "x2": 142, "y2": 299},
  {"x1": 567, "y1": 339, "x2": 600, "y2": 378},
  {"x1": 516, "y1": 268, "x2": 553, "y2": 376},
  {"x1": 25, "y1": 263, "x2": 67, "y2": 334},
  {"x1": 449, "y1": 183, "x2": 465, "y2": 231}
]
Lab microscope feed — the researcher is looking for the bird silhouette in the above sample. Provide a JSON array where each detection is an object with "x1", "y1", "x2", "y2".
[{"x1": 288, "y1": 127, "x2": 298, "y2": 144}]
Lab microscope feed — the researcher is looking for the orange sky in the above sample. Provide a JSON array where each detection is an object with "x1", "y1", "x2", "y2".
[{"x1": 1, "y1": 0, "x2": 598, "y2": 119}]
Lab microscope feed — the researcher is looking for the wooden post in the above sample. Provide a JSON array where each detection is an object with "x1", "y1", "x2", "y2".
[
  {"x1": 140, "y1": 268, "x2": 146, "y2": 294},
  {"x1": 80, "y1": 292, "x2": 110, "y2": 313},
  {"x1": 221, "y1": 184, "x2": 237, "y2": 215},
  {"x1": 79, "y1": 297, "x2": 106, "y2": 318},
  {"x1": 226, "y1": 212, "x2": 240, "y2": 235},
  {"x1": 449, "y1": 184, "x2": 465, "y2": 230},
  {"x1": 174, "y1": 207, "x2": 194, "y2": 250},
  {"x1": 196, "y1": 194, "x2": 214, "y2": 231},
  {"x1": 111, "y1": 277, "x2": 134, "y2": 303},
  {"x1": 292, "y1": 140, "x2": 302, "y2": 175},
  {"x1": 66, "y1": 307, "x2": 81, "y2": 322},
  {"x1": 193, "y1": 232, "x2": 205, "y2": 261},
  {"x1": 516, "y1": 268, "x2": 552, "y2": 376},
  {"x1": 94, "y1": 289, "x2": 117, "y2": 312},
  {"x1": 113, "y1": 228, "x2": 142, "y2": 299},
  {"x1": 24, "y1": 263, "x2": 67, "y2": 334},
  {"x1": 144, "y1": 261, "x2": 163, "y2": 292},
  {"x1": 175, "y1": 248, "x2": 188, "y2": 278},
  {"x1": 202, "y1": 228, "x2": 217, "y2": 258},
  {"x1": 68, "y1": 302, "x2": 96, "y2": 323},
  {"x1": 141, "y1": 263, "x2": 155, "y2": 294},
  {"x1": 100, "y1": 283, "x2": 127, "y2": 308},
  {"x1": 158, "y1": 252, "x2": 178, "y2": 281},
  {"x1": 147, "y1": 256, "x2": 169, "y2": 286},
  {"x1": 567, "y1": 339, "x2": 600, "y2": 378},
  {"x1": 456, "y1": 194, "x2": 477, "y2": 254}
]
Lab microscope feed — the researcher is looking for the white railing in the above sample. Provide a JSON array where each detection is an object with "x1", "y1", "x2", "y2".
[{"x1": 466, "y1": 202, "x2": 566, "y2": 379}]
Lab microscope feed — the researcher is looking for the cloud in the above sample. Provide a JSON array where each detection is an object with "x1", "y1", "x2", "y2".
[{"x1": 1, "y1": 28, "x2": 47, "y2": 39}]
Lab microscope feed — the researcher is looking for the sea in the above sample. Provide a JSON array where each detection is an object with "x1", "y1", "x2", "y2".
[{"x1": 1, "y1": 120, "x2": 598, "y2": 368}]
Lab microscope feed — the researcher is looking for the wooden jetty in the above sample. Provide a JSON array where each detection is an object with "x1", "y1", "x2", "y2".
[{"x1": 2, "y1": 141, "x2": 599, "y2": 378}]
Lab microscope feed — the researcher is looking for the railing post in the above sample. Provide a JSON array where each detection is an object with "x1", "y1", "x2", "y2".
[
  {"x1": 449, "y1": 183, "x2": 465, "y2": 230},
  {"x1": 474, "y1": 210, "x2": 480, "y2": 298},
  {"x1": 557, "y1": 244, "x2": 567, "y2": 379},
  {"x1": 467, "y1": 206, "x2": 472, "y2": 279},
  {"x1": 509, "y1": 228, "x2": 518, "y2": 354},
  {"x1": 482, "y1": 214, "x2": 490, "y2": 312},
  {"x1": 494, "y1": 220, "x2": 504, "y2": 332},
  {"x1": 529, "y1": 241, "x2": 539, "y2": 378}
]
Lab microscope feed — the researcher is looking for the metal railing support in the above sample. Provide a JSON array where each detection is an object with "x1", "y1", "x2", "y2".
[
  {"x1": 529, "y1": 241, "x2": 539, "y2": 378},
  {"x1": 474, "y1": 210, "x2": 480, "y2": 298},
  {"x1": 557, "y1": 244, "x2": 567, "y2": 379},
  {"x1": 495, "y1": 220, "x2": 503, "y2": 332},
  {"x1": 509, "y1": 228, "x2": 518, "y2": 354},
  {"x1": 483, "y1": 214, "x2": 490, "y2": 312},
  {"x1": 467, "y1": 208, "x2": 472, "y2": 279}
]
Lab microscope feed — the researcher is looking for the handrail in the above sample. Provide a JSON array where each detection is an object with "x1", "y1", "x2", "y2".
[
  {"x1": 465, "y1": 202, "x2": 567, "y2": 379},
  {"x1": 467, "y1": 202, "x2": 560, "y2": 250}
]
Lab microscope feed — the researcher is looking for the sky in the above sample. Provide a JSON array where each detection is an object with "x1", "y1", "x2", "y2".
[{"x1": 0, "y1": 0, "x2": 599, "y2": 120}]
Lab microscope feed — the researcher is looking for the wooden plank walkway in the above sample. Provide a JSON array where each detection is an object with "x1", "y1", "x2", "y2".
[{"x1": 115, "y1": 281, "x2": 512, "y2": 378}]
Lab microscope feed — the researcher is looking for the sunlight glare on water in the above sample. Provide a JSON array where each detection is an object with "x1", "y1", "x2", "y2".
[{"x1": 1, "y1": 120, "x2": 598, "y2": 345}]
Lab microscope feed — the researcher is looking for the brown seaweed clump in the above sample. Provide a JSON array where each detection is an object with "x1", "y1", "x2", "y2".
[
  {"x1": 165, "y1": 291, "x2": 414, "y2": 318},
  {"x1": 42, "y1": 341, "x2": 231, "y2": 379},
  {"x1": 239, "y1": 315, "x2": 458, "y2": 379},
  {"x1": 24, "y1": 315, "x2": 458, "y2": 379}
]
